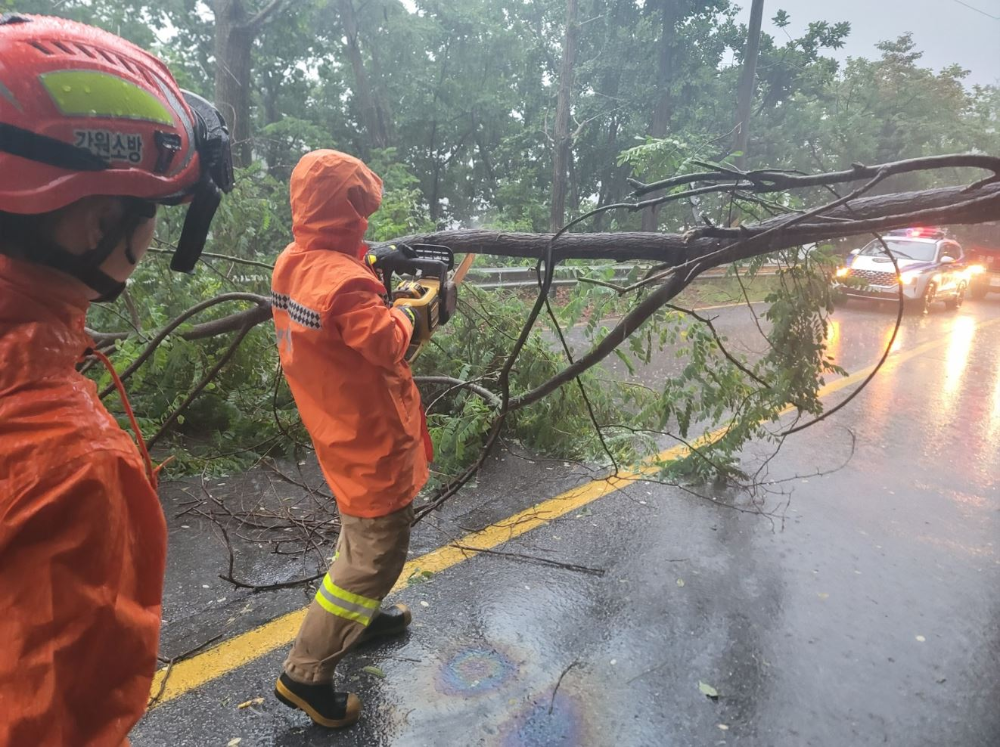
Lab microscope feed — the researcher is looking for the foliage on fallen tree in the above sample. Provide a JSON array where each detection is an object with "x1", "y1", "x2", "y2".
[{"x1": 84, "y1": 155, "x2": 1000, "y2": 507}]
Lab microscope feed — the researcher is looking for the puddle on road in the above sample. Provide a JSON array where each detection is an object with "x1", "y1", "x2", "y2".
[
  {"x1": 437, "y1": 646, "x2": 517, "y2": 696},
  {"x1": 499, "y1": 691, "x2": 585, "y2": 747}
]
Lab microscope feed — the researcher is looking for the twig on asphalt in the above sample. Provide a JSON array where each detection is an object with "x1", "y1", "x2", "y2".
[
  {"x1": 157, "y1": 632, "x2": 227, "y2": 665},
  {"x1": 148, "y1": 632, "x2": 225, "y2": 707},
  {"x1": 148, "y1": 661, "x2": 175, "y2": 708},
  {"x1": 216, "y1": 522, "x2": 327, "y2": 591},
  {"x1": 549, "y1": 660, "x2": 581, "y2": 714},
  {"x1": 450, "y1": 544, "x2": 606, "y2": 576},
  {"x1": 626, "y1": 660, "x2": 667, "y2": 685},
  {"x1": 264, "y1": 459, "x2": 334, "y2": 501},
  {"x1": 219, "y1": 569, "x2": 326, "y2": 591}
]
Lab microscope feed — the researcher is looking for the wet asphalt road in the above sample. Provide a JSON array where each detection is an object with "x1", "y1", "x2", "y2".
[{"x1": 134, "y1": 298, "x2": 1000, "y2": 747}]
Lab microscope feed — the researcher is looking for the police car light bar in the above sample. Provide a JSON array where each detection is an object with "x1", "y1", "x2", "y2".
[{"x1": 889, "y1": 227, "x2": 945, "y2": 239}]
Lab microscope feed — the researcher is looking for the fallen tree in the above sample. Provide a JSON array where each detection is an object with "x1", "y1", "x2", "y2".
[
  {"x1": 93, "y1": 156, "x2": 1000, "y2": 344},
  {"x1": 85, "y1": 154, "x2": 1000, "y2": 517}
]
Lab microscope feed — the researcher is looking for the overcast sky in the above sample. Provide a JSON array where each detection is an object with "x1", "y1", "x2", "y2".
[{"x1": 733, "y1": 0, "x2": 1000, "y2": 86}]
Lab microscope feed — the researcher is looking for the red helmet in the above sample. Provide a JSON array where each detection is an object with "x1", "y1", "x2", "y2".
[{"x1": 0, "y1": 13, "x2": 233, "y2": 277}]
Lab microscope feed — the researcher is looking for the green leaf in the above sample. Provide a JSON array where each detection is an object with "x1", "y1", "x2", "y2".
[
  {"x1": 362, "y1": 666, "x2": 386, "y2": 679},
  {"x1": 699, "y1": 682, "x2": 719, "y2": 699},
  {"x1": 407, "y1": 568, "x2": 430, "y2": 585},
  {"x1": 613, "y1": 347, "x2": 636, "y2": 375}
]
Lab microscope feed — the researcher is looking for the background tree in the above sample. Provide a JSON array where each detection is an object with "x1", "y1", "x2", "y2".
[
  {"x1": 7, "y1": 0, "x2": 999, "y2": 496},
  {"x1": 333, "y1": 0, "x2": 393, "y2": 155},
  {"x1": 733, "y1": 0, "x2": 765, "y2": 170},
  {"x1": 210, "y1": 0, "x2": 296, "y2": 167},
  {"x1": 549, "y1": 0, "x2": 579, "y2": 231}
]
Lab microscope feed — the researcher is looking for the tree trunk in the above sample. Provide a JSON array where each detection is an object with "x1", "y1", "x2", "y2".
[
  {"x1": 641, "y1": 1, "x2": 679, "y2": 232},
  {"x1": 568, "y1": 148, "x2": 580, "y2": 214},
  {"x1": 593, "y1": 44, "x2": 625, "y2": 232},
  {"x1": 392, "y1": 181, "x2": 1000, "y2": 263},
  {"x1": 550, "y1": 0, "x2": 579, "y2": 232},
  {"x1": 428, "y1": 118, "x2": 442, "y2": 223},
  {"x1": 733, "y1": 0, "x2": 766, "y2": 170},
  {"x1": 261, "y1": 72, "x2": 283, "y2": 178},
  {"x1": 476, "y1": 130, "x2": 498, "y2": 198},
  {"x1": 213, "y1": 0, "x2": 254, "y2": 168},
  {"x1": 338, "y1": 0, "x2": 390, "y2": 155},
  {"x1": 91, "y1": 178, "x2": 1000, "y2": 346},
  {"x1": 368, "y1": 41, "x2": 394, "y2": 142},
  {"x1": 426, "y1": 49, "x2": 451, "y2": 223}
]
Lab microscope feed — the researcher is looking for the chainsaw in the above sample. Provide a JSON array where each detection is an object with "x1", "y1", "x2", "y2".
[{"x1": 373, "y1": 243, "x2": 475, "y2": 361}]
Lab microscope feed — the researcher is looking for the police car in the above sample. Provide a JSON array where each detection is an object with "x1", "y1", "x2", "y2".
[{"x1": 834, "y1": 228, "x2": 971, "y2": 314}]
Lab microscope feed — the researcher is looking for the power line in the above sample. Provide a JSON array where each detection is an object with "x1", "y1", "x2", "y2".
[{"x1": 952, "y1": 0, "x2": 1000, "y2": 20}]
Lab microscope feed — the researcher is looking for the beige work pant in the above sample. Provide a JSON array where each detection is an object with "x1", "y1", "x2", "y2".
[{"x1": 283, "y1": 504, "x2": 413, "y2": 684}]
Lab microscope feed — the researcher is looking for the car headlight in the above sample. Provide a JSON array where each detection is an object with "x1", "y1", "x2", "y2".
[
  {"x1": 899, "y1": 270, "x2": 921, "y2": 285},
  {"x1": 835, "y1": 267, "x2": 851, "y2": 278},
  {"x1": 968, "y1": 264, "x2": 985, "y2": 276}
]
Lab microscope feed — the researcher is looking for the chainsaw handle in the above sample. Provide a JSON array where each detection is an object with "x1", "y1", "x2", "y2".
[
  {"x1": 374, "y1": 242, "x2": 453, "y2": 296},
  {"x1": 408, "y1": 243, "x2": 455, "y2": 271}
]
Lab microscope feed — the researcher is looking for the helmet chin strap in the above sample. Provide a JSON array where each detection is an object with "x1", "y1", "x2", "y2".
[
  {"x1": 29, "y1": 233, "x2": 128, "y2": 302},
  {"x1": 8, "y1": 199, "x2": 155, "y2": 302}
]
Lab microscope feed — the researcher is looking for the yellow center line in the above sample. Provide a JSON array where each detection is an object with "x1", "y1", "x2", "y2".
[{"x1": 148, "y1": 316, "x2": 1000, "y2": 706}]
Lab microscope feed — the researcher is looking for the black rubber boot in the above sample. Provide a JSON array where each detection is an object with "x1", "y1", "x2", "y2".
[
  {"x1": 357, "y1": 603, "x2": 412, "y2": 644},
  {"x1": 274, "y1": 672, "x2": 361, "y2": 728}
]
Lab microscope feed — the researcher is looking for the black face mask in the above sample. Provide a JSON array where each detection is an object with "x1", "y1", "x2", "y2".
[
  {"x1": 91, "y1": 278, "x2": 127, "y2": 304},
  {"x1": 20, "y1": 198, "x2": 156, "y2": 304}
]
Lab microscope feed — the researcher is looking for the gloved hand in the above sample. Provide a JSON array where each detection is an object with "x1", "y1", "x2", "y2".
[
  {"x1": 395, "y1": 303, "x2": 418, "y2": 328},
  {"x1": 364, "y1": 242, "x2": 416, "y2": 271}
]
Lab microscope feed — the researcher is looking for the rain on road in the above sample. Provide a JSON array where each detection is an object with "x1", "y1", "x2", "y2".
[{"x1": 135, "y1": 298, "x2": 1000, "y2": 747}]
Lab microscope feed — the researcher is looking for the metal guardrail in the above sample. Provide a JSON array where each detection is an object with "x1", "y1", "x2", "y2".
[
  {"x1": 466, "y1": 264, "x2": 779, "y2": 289},
  {"x1": 231, "y1": 264, "x2": 779, "y2": 289}
]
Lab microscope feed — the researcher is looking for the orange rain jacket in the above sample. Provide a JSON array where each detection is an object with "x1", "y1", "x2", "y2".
[
  {"x1": 272, "y1": 150, "x2": 430, "y2": 519},
  {"x1": 0, "y1": 257, "x2": 167, "y2": 747}
]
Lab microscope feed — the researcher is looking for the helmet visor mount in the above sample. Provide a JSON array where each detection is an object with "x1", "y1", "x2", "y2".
[{"x1": 170, "y1": 90, "x2": 235, "y2": 273}]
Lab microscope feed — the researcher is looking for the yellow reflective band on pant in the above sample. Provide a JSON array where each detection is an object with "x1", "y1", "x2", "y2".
[
  {"x1": 313, "y1": 574, "x2": 379, "y2": 625},
  {"x1": 323, "y1": 575, "x2": 379, "y2": 610},
  {"x1": 314, "y1": 592, "x2": 371, "y2": 625},
  {"x1": 40, "y1": 70, "x2": 175, "y2": 125}
]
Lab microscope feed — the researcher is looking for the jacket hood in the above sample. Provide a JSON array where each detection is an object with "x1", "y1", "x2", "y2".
[{"x1": 289, "y1": 150, "x2": 383, "y2": 256}]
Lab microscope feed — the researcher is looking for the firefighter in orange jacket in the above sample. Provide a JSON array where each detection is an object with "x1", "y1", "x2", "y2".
[
  {"x1": 0, "y1": 14, "x2": 232, "y2": 745},
  {"x1": 271, "y1": 150, "x2": 431, "y2": 728}
]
